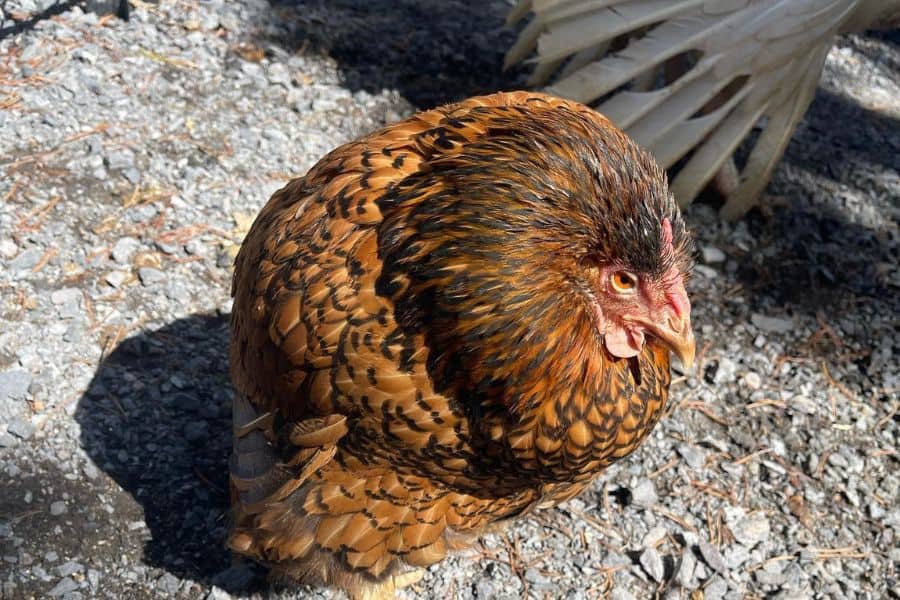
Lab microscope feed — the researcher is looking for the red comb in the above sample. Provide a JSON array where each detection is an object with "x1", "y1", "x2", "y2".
[{"x1": 661, "y1": 218, "x2": 673, "y2": 247}]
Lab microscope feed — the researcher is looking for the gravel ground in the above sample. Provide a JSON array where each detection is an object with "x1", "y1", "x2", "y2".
[{"x1": 1, "y1": 2, "x2": 898, "y2": 599}]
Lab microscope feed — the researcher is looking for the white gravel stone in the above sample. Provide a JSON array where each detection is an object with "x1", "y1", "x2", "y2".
[
  {"x1": 0, "y1": 239, "x2": 18, "y2": 259},
  {"x1": 639, "y1": 548, "x2": 665, "y2": 582},
  {"x1": 631, "y1": 480, "x2": 658, "y2": 508},
  {"x1": 0, "y1": 370, "x2": 32, "y2": 402},
  {"x1": 138, "y1": 267, "x2": 166, "y2": 286},
  {"x1": 751, "y1": 313, "x2": 794, "y2": 334},
  {"x1": 701, "y1": 245, "x2": 726, "y2": 263},
  {"x1": 743, "y1": 371, "x2": 762, "y2": 390},
  {"x1": 111, "y1": 237, "x2": 140, "y2": 264}
]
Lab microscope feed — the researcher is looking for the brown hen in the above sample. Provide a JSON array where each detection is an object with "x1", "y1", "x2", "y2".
[{"x1": 228, "y1": 91, "x2": 695, "y2": 598}]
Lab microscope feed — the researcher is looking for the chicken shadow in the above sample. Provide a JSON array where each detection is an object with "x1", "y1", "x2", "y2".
[
  {"x1": 718, "y1": 81, "x2": 898, "y2": 397},
  {"x1": 74, "y1": 313, "x2": 262, "y2": 590},
  {"x1": 736, "y1": 83, "x2": 898, "y2": 311},
  {"x1": 254, "y1": 0, "x2": 526, "y2": 109}
]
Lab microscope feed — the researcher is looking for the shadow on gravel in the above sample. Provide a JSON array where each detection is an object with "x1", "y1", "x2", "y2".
[
  {"x1": 725, "y1": 82, "x2": 898, "y2": 392},
  {"x1": 74, "y1": 313, "x2": 255, "y2": 590},
  {"x1": 798, "y1": 87, "x2": 900, "y2": 175},
  {"x1": 256, "y1": 0, "x2": 525, "y2": 109},
  {"x1": 0, "y1": 0, "x2": 127, "y2": 40},
  {"x1": 736, "y1": 83, "x2": 898, "y2": 310}
]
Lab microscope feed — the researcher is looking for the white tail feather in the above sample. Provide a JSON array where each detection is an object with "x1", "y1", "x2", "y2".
[{"x1": 505, "y1": 0, "x2": 899, "y2": 216}]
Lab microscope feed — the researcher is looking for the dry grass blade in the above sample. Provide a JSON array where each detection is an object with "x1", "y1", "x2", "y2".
[{"x1": 800, "y1": 546, "x2": 869, "y2": 561}]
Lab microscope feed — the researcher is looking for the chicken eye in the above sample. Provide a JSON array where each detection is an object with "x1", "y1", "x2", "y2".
[{"x1": 610, "y1": 271, "x2": 637, "y2": 293}]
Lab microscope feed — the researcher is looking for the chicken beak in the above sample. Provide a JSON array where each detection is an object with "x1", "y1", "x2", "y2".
[
  {"x1": 652, "y1": 267, "x2": 695, "y2": 371},
  {"x1": 655, "y1": 314, "x2": 695, "y2": 371}
]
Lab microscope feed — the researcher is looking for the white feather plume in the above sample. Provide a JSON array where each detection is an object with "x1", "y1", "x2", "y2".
[{"x1": 506, "y1": 0, "x2": 900, "y2": 218}]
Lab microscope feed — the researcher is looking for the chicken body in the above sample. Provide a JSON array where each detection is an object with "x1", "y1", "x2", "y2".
[
  {"x1": 506, "y1": 0, "x2": 900, "y2": 218},
  {"x1": 229, "y1": 92, "x2": 694, "y2": 597}
]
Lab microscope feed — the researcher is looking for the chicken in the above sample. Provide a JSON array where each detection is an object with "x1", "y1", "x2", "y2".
[
  {"x1": 228, "y1": 91, "x2": 695, "y2": 599},
  {"x1": 505, "y1": 0, "x2": 900, "y2": 218}
]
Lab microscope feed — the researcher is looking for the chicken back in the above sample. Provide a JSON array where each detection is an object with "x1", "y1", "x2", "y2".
[{"x1": 229, "y1": 91, "x2": 695, "y2": 597}]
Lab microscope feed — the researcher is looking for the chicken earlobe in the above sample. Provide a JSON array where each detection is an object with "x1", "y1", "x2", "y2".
[{"x1": 604, "y1": 320, "x2": 645, "y2": 359}]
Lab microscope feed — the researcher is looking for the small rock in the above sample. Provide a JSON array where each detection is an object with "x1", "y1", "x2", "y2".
[
  {"x1": 0, "y1": 369, "x2": 32, "y2": 401},
  {"x1": 156, "y1": 572, "x2": 181, "y2": 594},
  {"x1": 827, "y1": 452, "x2": 849, "y2": 468},
  {"x1": 713, "y1": 357, "x2": 737, "y2": 384},
  {"x1": 7, "y1": 418, "x2": 35, "y2": 440},
  {"x1": 869, "y1": 501, "x2": 886, "y2": 520},
  {"x1": 123, "y1": 167, "x2": 141, "y2": 184},
  {"x1": 56, "y1": 561, "x2": 83, "y2": 577},
  {"x1": 9, "y1": 247, "x2": 43, "y2": 272},
  {"x1": 217, "y1": 251, "x2": 234, "y2": 268},
  {"x1": 105, "y1": 148, "x2": 135, "y2": 171},
  {"x1": 45, "y1": 551, "x2": 59, "y2": 562},
  {"x1": 694, "y1": 265, "x2": 718, "y2": 279},
  {"x1": 82, "y1": 462, "x2": 100, "y2": 480},
  {"x1": 698, "y1": 538, "x2": 727, "y2": 574},
  {"x1": 631, "y1": 479, "x2": 658, "y2": 508},
  {"x1": 173, "y1": 392, "x2": 201, "y2": 412},
  {"x1": 755, "y1": 569, "x2": 786, "y2": 586},
  {"x1": 267, "y1": 63, "x2": 292, "y2": 87},
  {"x1": 730, "y1": 513, "x2": 770, "y2": 547},
  {"x1": 474, "y1": 578, "x2": 495, "y2": 598},
  {"x1": 105, "y1": 270, "x2": 129, "y2": 288},
  {"x1": 49, "y1": 501, "x2": 67, "y2": 516},
  {"x1": 50, "y1": 288, "x2": 81, "y2": 306},
  {"x1": 610, "y1": 590, "x2": 636, "y2": 600},
  {"x1": 87, "y1": 569, "x2": 100, "y2": 589},
  {"x1": 602, "y1": 551, "x2": 632, "y2": 569},
  {"x1": 138, "y1": 267, "x2": 165, "y2": 286},
  {"x1": 751, "y1": 313, "x2": 793, "y2": 334},
  {"x1": 704, "y1": 576, "x2": 728, "y2": 600},
  {"x1": 677, "y1": 443, "x2": 706, "y2": 469},
  {"x1": 0, "y1": 432, "x2": 17, "y2": 448},
  {"x1": 722, "y1": 545, "x2": 750, "y2": 569},
  {"x1": 206, "y1": 587, "x2": 233, "y2": 600},
  {"x1": 156, "y1": 240, "x2": 180, "y2": 255},
  {"x1": 200, "y1": 12, "x2": 219, "y2": 30},
  {"x1": 743, "y1": 372, "x2": 762, "y2": 390},
  {"x1": 48, "y1": 577, "x2": 79, "y2": 597},
  {"x1": 639, "y1": 548, "x2": 664, "y2": 582},
  {"x1": 701, "y1": 245, "x2": 726, "y2": 263},
  {"x1": 184, "y1": 239, "x2": 204, "y2": 256},
  {"x1": 844, "y1": 480, "x2": 861, "y2": 507},
  {"x1": 184, "y1": 421, "x2": 209, "y2": 442},
  {"x1": 524, "y1": 567, "x2": 549, "y2": 585},
  {"x1": 0, "y1": 239, "x2": 18, "y2": 259},
  {"x1": 111, "y1": 237, "x2": 140, "y2": 264},
  {"x1": 642, "y1": 526, "x2": 667, "y2": 548},
  {"x1": 675, "y1": 550, "x2": 696, "y2": 588},
  {"x1": 166, "y1": 283, "x2": 191, "y2": 306}
]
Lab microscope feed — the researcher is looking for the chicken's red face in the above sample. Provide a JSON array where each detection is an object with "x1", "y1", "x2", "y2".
[{"x1": 586, "y1": 218, "x2": 694, "y2": 369}]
